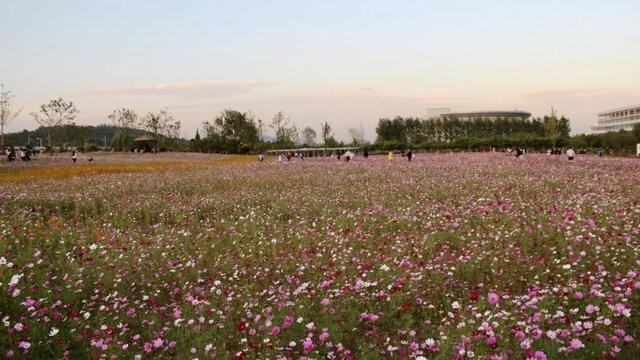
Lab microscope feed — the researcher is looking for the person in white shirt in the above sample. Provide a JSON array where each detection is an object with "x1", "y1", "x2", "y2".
[{"x1": 566, "y1": 147, "x2": 576, "y2": 161}]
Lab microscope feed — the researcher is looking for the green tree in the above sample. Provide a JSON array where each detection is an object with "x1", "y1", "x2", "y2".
[
  {"x1": 632, "y1": 123, "x2": 640, "y2": 142},
  {"x1": 108, "y1": 108, "x2": 137, "y2": 151},
  {"x1": 543, "y1": 108, "x2": 560, "y2": 149},
  {"x1": 31, "y1": 97, "x2": 79, "y2": 153},
  {"x1": 213, "y1": 110, "x2": 259, "y2": 153}
]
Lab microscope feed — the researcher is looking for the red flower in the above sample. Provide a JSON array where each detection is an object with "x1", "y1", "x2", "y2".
[
  {"x1": 237, "y1": 322, "x2": 246, "y2": 332},
  {"x1": 469, "y1": 290, "x2": 480, "y2": 302}
]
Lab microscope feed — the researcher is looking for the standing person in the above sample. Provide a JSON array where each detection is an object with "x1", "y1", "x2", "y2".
[
  {"x1": 597, "y1": 149, "x2": 603, "y2": 158},
  {"x1": 567, "y1": 147, "x2": 576, "y2": 161},
  {"x1": 72, "y1": 150, "x2": 77, "y2": 163},
  {"x1": 258, "y1": 152, "x2": 264, "y2": 163},
  {"x1": 407, "y1": 149, "x2": 413, "y2": 162},
  {"x1": 277, "y1": 154, "x2": 282, "y2": 163},
  {"x1": 387, "y1": 151, "x2": 393, "y2": 161},
  {"x1": 363, "y1": 149, "x2": 369, "y2": 159}
]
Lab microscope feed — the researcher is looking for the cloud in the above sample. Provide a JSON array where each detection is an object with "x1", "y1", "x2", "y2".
[{"x1": 74, "y1": 81, "x2": 275, "y2": 97}]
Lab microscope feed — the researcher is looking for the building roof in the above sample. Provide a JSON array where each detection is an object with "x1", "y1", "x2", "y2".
[
  {"x1": 442, "y1": 111, "x2": 531, "y2": 119},
  {"x1": 133, "y1": 134, "x2": 156, "y2": 142},
  {"x1": 597, "y1": 104, "x2": 640, "y2": 116}
]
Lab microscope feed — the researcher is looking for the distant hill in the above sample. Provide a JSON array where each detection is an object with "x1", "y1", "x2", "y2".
[{"x1": 4, "y1": 124, "x2": 148, "y2": 147}]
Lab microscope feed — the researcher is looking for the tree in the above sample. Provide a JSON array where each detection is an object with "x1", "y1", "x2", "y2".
[
  {"x1": 543, "y1": 108, "x2": 560, "y2": 149},
  {"x1": 320, "y1": 121, "x2": 332, "y2": 145},
  {"x1": 31, "y1": 97, "x2": 79, "y2": 153},
  {"x1": 633, "y1": 123, "x2": 640, "y2": 142},
  {"x1": 270, "y1": 111, "x2": 295, "y2": 145},
  {"x1": 140, "y1": 110, "x2": 172, "y2": 153},
  {"x1": 0, "y1": 84, "x2": 22, "y2": 148},
  {"x1": 302, "y1": 126, "x2": 317, "y2": 145},
  {"x1": 213, "y1": 110, "x2": 259, "y2": 153},
  {"x1": 107, "y1": 108, "x2": 137, "y2": 151}
]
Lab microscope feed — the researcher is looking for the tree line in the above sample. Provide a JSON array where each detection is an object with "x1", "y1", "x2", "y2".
[{"x1": 375, "y1": 113, "x2": 571, "y2": 149}]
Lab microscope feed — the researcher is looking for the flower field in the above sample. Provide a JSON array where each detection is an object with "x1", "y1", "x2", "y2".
[{"x1": 1, "y1": 153, "x2": 639, "y2": 359}]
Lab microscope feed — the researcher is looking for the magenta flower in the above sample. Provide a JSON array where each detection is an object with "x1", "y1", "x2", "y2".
[
  {"x1": 487, "y1": 292, "x2": 499, "y2": 305},
  {"x1": 302, "y1": 338, "x2": 315, "y2": 352},
  {"x1": 143, "y1": 342, "x2": 153, "y2": 353},
  {"x1": 270, "y1": 326, "x2": 281, "y2": 336}
]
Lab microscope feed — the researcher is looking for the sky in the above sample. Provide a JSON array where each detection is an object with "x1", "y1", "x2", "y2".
[{"x1": 1, "y1": 0, "x2": 639, "y2": 141}]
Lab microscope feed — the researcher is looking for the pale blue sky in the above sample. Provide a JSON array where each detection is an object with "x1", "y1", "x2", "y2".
[{"x1": 2, "y1": 0, "x2": 639, "y2": 139}]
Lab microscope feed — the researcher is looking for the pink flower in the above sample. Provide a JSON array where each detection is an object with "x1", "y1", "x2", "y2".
[
  {"x1": 17, "y1": 341, "x2": 30, "y2": 350},
  {"x1": 487, "y1": 292, "x2": 500, "y2": 305},
  {"x1": 5, "y1": 350, "x2": 14, "y2": 358},
  {"x1": 320, "y1": 298, "x2": 330, "y2": 306},
  {"x1": 415, "y1": 297, "x2": 423, "y2": 305},
  {"x1": 302, "y1": 338, "x2": 315, "y2": 352},
  {"x1": 153, "y1": 338, "x2": 163, "y2": 348},
  {"x1": 585, "y1": 304, "x2": 596, "y2": 314},
  {"x1": 319, "y1": 329, "x2": 329, "y2": 343},
  {"x1": 574, "y1": 292, "x2": 584, "y2": 300},
  {"x1": 143, "y1": 342, "x2": 153, "y2": 353},
  {"x1": 570, "y1": 338, "x2": 584, "y2": 350},
  {"x1": 270, "y1": 326, "x2": 281, "y2": 336},
  {"x1": 283, "y1": 316, "x2": 294, "y2": 328}
]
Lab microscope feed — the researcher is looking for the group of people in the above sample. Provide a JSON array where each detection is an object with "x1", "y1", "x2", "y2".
[{"x1": 4, "y1": 148, "x2": 34, "y2": 162}]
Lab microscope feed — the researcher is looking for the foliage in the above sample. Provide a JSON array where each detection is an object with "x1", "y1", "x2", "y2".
[{"x1": 30, "y1": 97, "x2": 79, "y2": 152}]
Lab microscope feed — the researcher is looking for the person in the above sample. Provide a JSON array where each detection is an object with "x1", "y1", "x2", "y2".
[
  {"x1": 387, "y1": 151, "x2": 393, "y2": 161},
  {"x1": 407, "y1": 149, "x2": 413, "y2": 162},
  {"x1": 72, "y1": 150, "x2": 77, "y2": 163},
  {"x1": 597, "y1": 149, "x2": 603, "y2": 158},
  {"x1": 363, "y1": 149, "x2": 369, "y2": 159},
  {"x1": 515, "y1": 148, "x2": 523, "y2": 159},
  {"x1": 277, "y1": 154, "x2": 282, "y2": 163},
  {"x1": 286, "y1": 151, "x2": 292, "y2": 161},
  {"x1": 7, "y1": 148, "x2": 16, "y2": 161},
  {"x1": 88, "y1": 156, "x2": 94, "y2": 162},
  {"x1": 567, "y1": 147, "x2": 576, "y2": 161},
  {"x1": 258, "y1": 152, "x2": 264, "y2": 163}
]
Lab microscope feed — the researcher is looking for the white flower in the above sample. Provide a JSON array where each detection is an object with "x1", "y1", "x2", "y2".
[
  {"x1": 289, "y1": 341, "x2": 296, "y2": 347},
  {"x1": 452, "y1": 301, "x2": 461, "y2": 309},
  {"x1": 562, "y1": 264, "x2": 571, "y2": 270},
  {"x1": 49, "y1": 327, "x2": 59, "y2": 336},
  {"x1": 0, "y1": 257, "x2": 6, "y2": 266},
  {"x1": 9, "y1": 274, "x2": 23, "y2": 286},
  {"x1": 380, "y1": 264, "x2": 390, "y2": 272},
  {"x1": 425, "y1": 338, "x2": 435, "y2": 347},
  {"x1": 89, "y1": 244, "x2": 98, "y2": 251}
]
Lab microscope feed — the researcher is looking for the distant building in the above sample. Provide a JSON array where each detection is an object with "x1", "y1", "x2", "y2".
[
  {"x1": 440, "y1": 111, "x2": 531, "y2": 121},
  {"x1": 591, "y1": 105, "x2": 640, "y2": 133},
  {"x1": 424, "y1": 107, "x2": 451, "y2": 118}
]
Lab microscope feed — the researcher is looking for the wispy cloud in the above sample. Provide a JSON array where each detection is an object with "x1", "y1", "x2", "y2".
[{"x1": 74, "y1": 81, "x2": 275, "y2": 97}]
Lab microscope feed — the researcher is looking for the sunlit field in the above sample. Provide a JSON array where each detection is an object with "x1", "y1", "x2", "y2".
[{"x1": 1, "y1": 153, "x2": 639, "y2": 359}]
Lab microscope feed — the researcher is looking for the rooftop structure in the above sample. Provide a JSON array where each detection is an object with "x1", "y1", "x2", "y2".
[
  {"x1": 440, "y1": 111, "x2": 531, "y2": 120},
  {"x1": 591, "y1": 104, "x2": 640, "y2": 133}
]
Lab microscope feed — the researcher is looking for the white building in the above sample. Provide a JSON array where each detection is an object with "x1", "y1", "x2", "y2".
[{"x1": 591, "y1": 105, "x2": 640, "y2": 133}]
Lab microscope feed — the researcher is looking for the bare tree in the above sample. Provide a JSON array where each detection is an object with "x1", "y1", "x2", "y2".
[
  {"x1": 0, "y1": 84, "x2": 22, "y2": 149},
  {"x1": 320, "y1": 121, "x2": 332, "y2": 145},
  {"x1": 31, "y1": 97, "x2": 79, "y2": 153},
  {"x1": 108, "y1": 108, "x2": 137, "y2": 151},
  {"x1": 140, "y1": 109, "x2": 172, "y2": 153},
  {"x1": 270, "y1": 111, "x2": 294, "y2": 145},
  {"x1": 302, "y1": 126, "x2": 317, "y2": 145}
]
